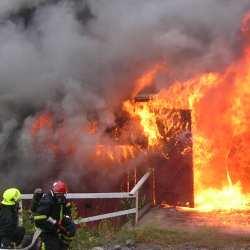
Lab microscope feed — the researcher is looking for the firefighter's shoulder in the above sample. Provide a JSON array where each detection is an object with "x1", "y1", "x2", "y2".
[{"x1": 39, "y1": 195, "x2": 51, "y2": 204}]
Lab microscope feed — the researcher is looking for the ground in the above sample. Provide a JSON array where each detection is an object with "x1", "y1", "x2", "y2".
[
  {"x1": 136, "y1": 204, "x2": 250, "y2": 234},
  {"x1": 124, "y1": 205, "x2": 250, "y2": 250},
  {"x1": 92, "y1": 205, "x2": 250, "y2": 250}
]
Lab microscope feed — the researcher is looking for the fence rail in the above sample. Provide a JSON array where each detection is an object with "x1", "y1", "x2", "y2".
[{"x1": 20, "y1": 170, "x2": 151, "y2": 226}]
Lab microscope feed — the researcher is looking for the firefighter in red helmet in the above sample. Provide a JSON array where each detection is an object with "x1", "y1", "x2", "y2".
[{"x1": 32, "y1": 181, "x2": 76, "y2": 250}]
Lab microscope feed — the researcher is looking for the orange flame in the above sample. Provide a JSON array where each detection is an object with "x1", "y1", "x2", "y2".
[
  {"x1": 123, "y1": 100, "x2": 163, "y2": 147},
  {"x1": 32, "y1": 111, "x2": 53, "y2": 136},
  {"x1": 120, "y1": 10, "x2": 250, "y2": 211},
  {"x1": 131, "y1": 63, "x2": 165, "y2": 98}
]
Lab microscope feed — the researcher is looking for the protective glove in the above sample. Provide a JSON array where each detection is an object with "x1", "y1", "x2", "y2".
[
  {"x1": 58, "y1": 220, "x2": 70, "y2": 236},
  {"x1": 47, "y1": 217, "x2": 70, "y2": 236}
]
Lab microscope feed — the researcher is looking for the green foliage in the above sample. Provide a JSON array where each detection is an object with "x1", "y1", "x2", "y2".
[
  {"x1": 70, "y1": 202, "x2": 83, "y2": 224},
  {"x1": 138, "y1": 194, "x2": 152, "y2": 210},
  {"x1": 119, "y1": 198, "x2": 132, "y2": 210},
  {"x1": 72, "y1": 228, "x2": 99, "y2": 250},
  {"x1": 119, "y1": 193, "x2": 152, "y2": 221},
  {"x1": 119, "y1": 198, "x2": 133, "y2": 221},
  {"x1": 71, "y1": 220, "x2": 135, "y2": 250},
  {"x1": 20, "y1": 209, "x2": 36, "y2": 235}
]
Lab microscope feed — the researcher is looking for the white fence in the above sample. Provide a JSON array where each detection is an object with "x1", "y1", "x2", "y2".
[{"x1": 20, "y1": 171, "x2": 151, "y2": 226}]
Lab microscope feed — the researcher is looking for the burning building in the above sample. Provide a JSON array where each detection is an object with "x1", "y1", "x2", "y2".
[
  {"x1": 1, "y1": 0, "x2": 250, "y2": 217},
  {"x1": 109, "y1": 92, "x2": 194, "y2": 207}
]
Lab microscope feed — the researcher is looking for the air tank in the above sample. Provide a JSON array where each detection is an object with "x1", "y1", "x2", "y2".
[{"x1": 29, "y1": 188, "x2": 43, "y2": 214}]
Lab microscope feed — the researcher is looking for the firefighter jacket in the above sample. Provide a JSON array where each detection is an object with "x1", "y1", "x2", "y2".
[
  {"x1": 0, "y1": 204, "x2": 18, "y2": 238},
  {"x1": 33, "y1": 192, "x2": 72, "y2": 234}
]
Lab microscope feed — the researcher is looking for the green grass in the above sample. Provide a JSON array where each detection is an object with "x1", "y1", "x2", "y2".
[{"x1": 71, "y1": 219, "x2": 135, "y2": 250}]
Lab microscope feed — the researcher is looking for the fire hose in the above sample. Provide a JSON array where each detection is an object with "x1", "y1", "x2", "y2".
[{"x1": 0, "y1": 229, "x2": 42, "y2": 250}]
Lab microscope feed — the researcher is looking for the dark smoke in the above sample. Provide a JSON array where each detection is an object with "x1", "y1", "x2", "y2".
[{"x1": 0, "y1": 0, "x2": 250, "y2": 194}]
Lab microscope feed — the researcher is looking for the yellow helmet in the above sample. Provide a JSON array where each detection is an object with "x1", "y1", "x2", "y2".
[{"x1": 2, "y1": 188, "x2": 21, "y2": 205}]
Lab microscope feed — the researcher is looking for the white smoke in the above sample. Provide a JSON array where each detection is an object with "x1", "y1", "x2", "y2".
[{"x1": 0, "y1": 0, "x2": 250, "y2": 193}]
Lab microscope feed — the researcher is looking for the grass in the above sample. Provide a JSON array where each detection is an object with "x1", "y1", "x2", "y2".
[
  {"x1": 69, "y1": 220, "x2": 250, "y2": 250},
  {"x1": 70, "y1": 218, "x2": 136, "y2": 250},
  {"x1": 132, "y1": 222, "x2": 250, "y2": 249}
]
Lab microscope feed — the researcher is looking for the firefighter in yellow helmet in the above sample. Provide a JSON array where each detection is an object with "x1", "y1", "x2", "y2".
[{"x1": 0, "y1": 188, "x2": 25, "y2": 249}]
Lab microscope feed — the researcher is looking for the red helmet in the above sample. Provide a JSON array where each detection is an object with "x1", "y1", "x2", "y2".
[{"x1": 51, "y1": 181, "x2": 67, "y2": 200}]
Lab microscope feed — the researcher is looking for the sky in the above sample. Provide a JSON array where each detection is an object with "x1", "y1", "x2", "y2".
[{"x1": 0, "y1": 0, "x2": 250, "y2": 194}]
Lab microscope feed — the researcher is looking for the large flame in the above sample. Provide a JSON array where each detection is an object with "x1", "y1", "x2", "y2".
[{"x1": 121, "y1": 10, "x2": 250, "y2": 211}]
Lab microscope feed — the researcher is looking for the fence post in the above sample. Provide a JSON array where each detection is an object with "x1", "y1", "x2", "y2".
[
  {"x1": 129, "y1": 171, "x2": 151, "y2": 226},
  {"x1": 19, "y1": 199, "x2": 23, "y2": 226},
  {"x1": 135, "y1": 190, "x2": 139, "y2": 225},
  {"x1": 131, "y1": 190, "x2": 139, "y2": 226}
]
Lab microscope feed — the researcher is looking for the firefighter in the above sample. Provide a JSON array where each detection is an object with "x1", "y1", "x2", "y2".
[
  {"x1": 0, "y1": 188, "x2": 25, "y2": 249},
  {"x1": 33, "y1": 181, "x2": 76, "y2": 250}
]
